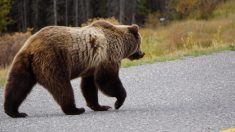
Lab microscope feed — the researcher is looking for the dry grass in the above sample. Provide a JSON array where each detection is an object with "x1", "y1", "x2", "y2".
[{"x1": 122, "y1": 1, "x2": 235, "y2": 67}]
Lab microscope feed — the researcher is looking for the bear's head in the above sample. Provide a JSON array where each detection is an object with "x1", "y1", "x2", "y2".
[
  {"x1": 125, "y1": 24, "x2": 145, "y2": 61},
  {"x1": 114, "y1": 23, "x2": 145, "y2": 60},
  {"x1": 91, "y1": 21, "x2": 145, "y2": 60}
]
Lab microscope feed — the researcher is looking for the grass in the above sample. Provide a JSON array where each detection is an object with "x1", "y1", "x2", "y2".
[
  {"x1": 122, "y1": 44, "x2": 235, "y2": 67},
  {"x1": 122, "y1": 0, "x2": 235, "y2": 67},
  {"x1": 0, "y1": 68, "x2": 8, "y2": 86}
]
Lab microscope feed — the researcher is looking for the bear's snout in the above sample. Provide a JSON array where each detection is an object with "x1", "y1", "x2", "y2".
[
  {"x1": 128, "y1": 51, "x2": 145, "y2": 60},
  {"x1": 138, "y1": 51, "x2": 145, "y2": 58}
]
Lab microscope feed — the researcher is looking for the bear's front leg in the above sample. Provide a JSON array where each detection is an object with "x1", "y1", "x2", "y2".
[
  {"x1": 81, "y1": 76, "x2": 112, "y2": 111},
  {"x1": 94, "y1": 64, "x2": 127, "y2": 110}
]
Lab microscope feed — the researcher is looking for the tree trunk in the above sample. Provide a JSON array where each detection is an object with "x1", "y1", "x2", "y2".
[
  {"x1": 17, "y1": 1, "x2": 23, "y2": 31},
  {"x1": 79, "y1": 0, "x2": 86, "y2": 24},
  {"x1": 74, "y1": 0, "x2": 78, "y2": 26},
  {"x1": 131, "y1": 0, "x2": 136, "y2": 24},
  {"x1": 53, "y1": 0, "x2": 57, "y2": 25},
  {"x1": 85, "y1": 0, "x2": 91, "y2": 19},
  {"x1": 34, "y1": 0, "x2": 39, "y2": 30},
  {"x1": 65, "y1": 0, "x2": 68, "y2": 26},
  {"x1": 23, "y1": 0, "x2": 27, "y2": 31},
  {"x1": 119, "y1": 0, "x2": 125, "y2": 24}
]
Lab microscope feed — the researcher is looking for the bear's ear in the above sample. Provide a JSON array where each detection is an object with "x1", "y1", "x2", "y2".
[{"x1": 128, "y1": 24, "x2": 139, "y2": 39}]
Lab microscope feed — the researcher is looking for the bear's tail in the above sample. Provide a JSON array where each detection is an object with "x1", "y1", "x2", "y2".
[{"x1": 4, "y1": 52, "x2": 36, "y2": 118}]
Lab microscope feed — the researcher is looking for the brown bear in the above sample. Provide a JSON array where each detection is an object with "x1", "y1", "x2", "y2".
[{"x1": 4, "y1": 20, "x2": 145, "y2": 118}]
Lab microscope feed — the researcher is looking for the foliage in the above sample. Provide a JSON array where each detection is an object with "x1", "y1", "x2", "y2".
[
  {"x1": 136, "y1": 0, "x2": 150, "y2": 17},
  {"x1": 144, "y1": 12, "x2": 161, "y2": 28},
  {"x1": 212, "y1": 0, "x2": 235, "y2": 18},
  {"x1": 171, "y1": 0, "x2": 198, "y2": 19},
  {"x1": 2, "y1": 0, "x2": 231, "y2": 33},
  {"x1": 0, "y1": 30, "x2": 31, "y2": 67},
  {"x1": 168, "y1": 0, "x2": 223, "y2": 20},
  {"x1": 0, "y1": 0, "x2": 13, "y2": 33},
  {"x1": 122, "y1": 11, "x2": 235, "y2": 66}
]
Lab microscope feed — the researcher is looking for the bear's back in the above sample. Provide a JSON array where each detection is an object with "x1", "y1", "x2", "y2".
[{"x1": 66, "y1": 26, "x2": 108, "y2": 70}]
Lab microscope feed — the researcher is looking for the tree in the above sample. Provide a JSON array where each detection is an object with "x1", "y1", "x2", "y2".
[
  {"x1": 32, "y1": 0, "x2": 39, "y2": 31},
  {"x1": 53, "y1": 0, "x2": 57, "y2": 25},
  {"x1": 23, "y1": 0, "x2": 27, "y2": 30},
  {"x1": 0, "y1": 0, "x2": 13, "y2": 33},
  {"x1": 136, "y1": 0, "x2": 150, "y2": 24},
  {"x1": 65, "y1": 0, "x2": 68, "y2": 26},
  {"x1": 119, "y1": 0, "x2": 125, "y2": 24},
  {"x1": 74, "y1": 0, "x2": 78, "y2": 26}
]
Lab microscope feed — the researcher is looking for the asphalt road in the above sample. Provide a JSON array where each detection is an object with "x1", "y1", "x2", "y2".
[{"x1": 0, "y1": 51, "x2": 235, "y2": 132}]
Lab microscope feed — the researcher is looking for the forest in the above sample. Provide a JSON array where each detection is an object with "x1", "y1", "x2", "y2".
[
  {"x1": 0, "y1": 0, "x2": 225, "y2": 33},
  {"x1": 0, "y1": 0, "x2": 235, "y2": 85}
]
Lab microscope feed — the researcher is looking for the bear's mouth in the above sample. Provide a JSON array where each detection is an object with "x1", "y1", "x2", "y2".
[{"x1": 128, "y1": 51, "x2": 145, "y2": 60}]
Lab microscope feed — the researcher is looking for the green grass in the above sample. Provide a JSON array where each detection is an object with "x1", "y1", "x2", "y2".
[
  {"x1": 183, "y1": 45, "x2": 235, "y2": 57},
  {"x1": 0, "y1": 79, "x2": 6, "y2": 87},
  {"x1": 122, "y1": 44, "x2": 235, "y2": 68},
  {"x1": 0, "y1": 68, "x2": 8, "y2": 87}
]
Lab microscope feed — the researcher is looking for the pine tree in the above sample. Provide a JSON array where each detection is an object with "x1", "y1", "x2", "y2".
[{"x1": 0, "y1": 0, "x2": 13, "y2": 33}]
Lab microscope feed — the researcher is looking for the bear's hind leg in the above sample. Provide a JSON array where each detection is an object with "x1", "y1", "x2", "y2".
[
  {"x1": 4, "y1": 55, "x2": 36, "y2": 118},
  {"x1": 81, "y1": 76, "x2": 111, "y2": 111},
  {"x1": 34, "y1": 50, "x2": 85, "y2": 116},
  {"x1": 38, "y1": 76, "x2": 85, "y2": 115}
]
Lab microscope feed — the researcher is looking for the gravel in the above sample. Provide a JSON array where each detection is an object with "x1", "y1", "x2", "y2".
[{"x1": 0, "y1": 51, "x2": 235, "y2": 132}]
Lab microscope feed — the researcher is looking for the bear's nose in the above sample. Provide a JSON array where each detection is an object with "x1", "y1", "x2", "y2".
[{"x1": 138, "y1": 51, "x2": 145, "y2": 58}]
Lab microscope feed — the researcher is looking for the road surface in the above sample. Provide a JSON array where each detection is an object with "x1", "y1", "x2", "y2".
[{"x1": 0, "y1": 51, "x2": 235, "y2": 132}]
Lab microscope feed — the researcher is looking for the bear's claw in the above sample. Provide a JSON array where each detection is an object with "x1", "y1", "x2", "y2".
[
  {"x1": 96, "y1": 105, "x2": 112, "y2": 111},
  {"x1": 89, "y1": 105, "x2": 112, "y2": 111},
  {"x1": 62, "y1": 106, "x2": 85, "y2": 115},
  {"x1": 6, "y1": 112, "x2": 28, "y2": 118},
  {"x1": 115, "y1": 99, "x2": 125, "y2": 109}
]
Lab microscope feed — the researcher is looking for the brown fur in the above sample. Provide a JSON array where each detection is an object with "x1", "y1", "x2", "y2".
[{"x1": 4, "y1": 20, "x2": 144, "y2": 118}]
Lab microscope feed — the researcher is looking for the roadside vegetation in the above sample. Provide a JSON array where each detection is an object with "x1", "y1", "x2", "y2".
[
  {"x1": 123, "y1": 0, "x2": 235, "y2": 67},
  {"x1": 0, "y1": 0, "x2": 235, "y2": 86}
]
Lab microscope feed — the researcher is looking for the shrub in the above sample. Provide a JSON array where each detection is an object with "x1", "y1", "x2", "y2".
[
  {"x1": 0, "y1": 30, "x2": 31, "y2": 67},
  {"x1": 169, "y1": 0, "x2": 224, "y2": 20},
  {"x1": 212, "y1": 0, "x2": 235, "y2": 18},
  {"x1": 144, "y1": 12, "x2": 161, "y2": 28}
]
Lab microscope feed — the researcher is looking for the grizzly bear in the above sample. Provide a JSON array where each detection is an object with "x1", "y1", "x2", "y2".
[{"x1": 4, "y1": 20, "x2": 145, "y2": 118}]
